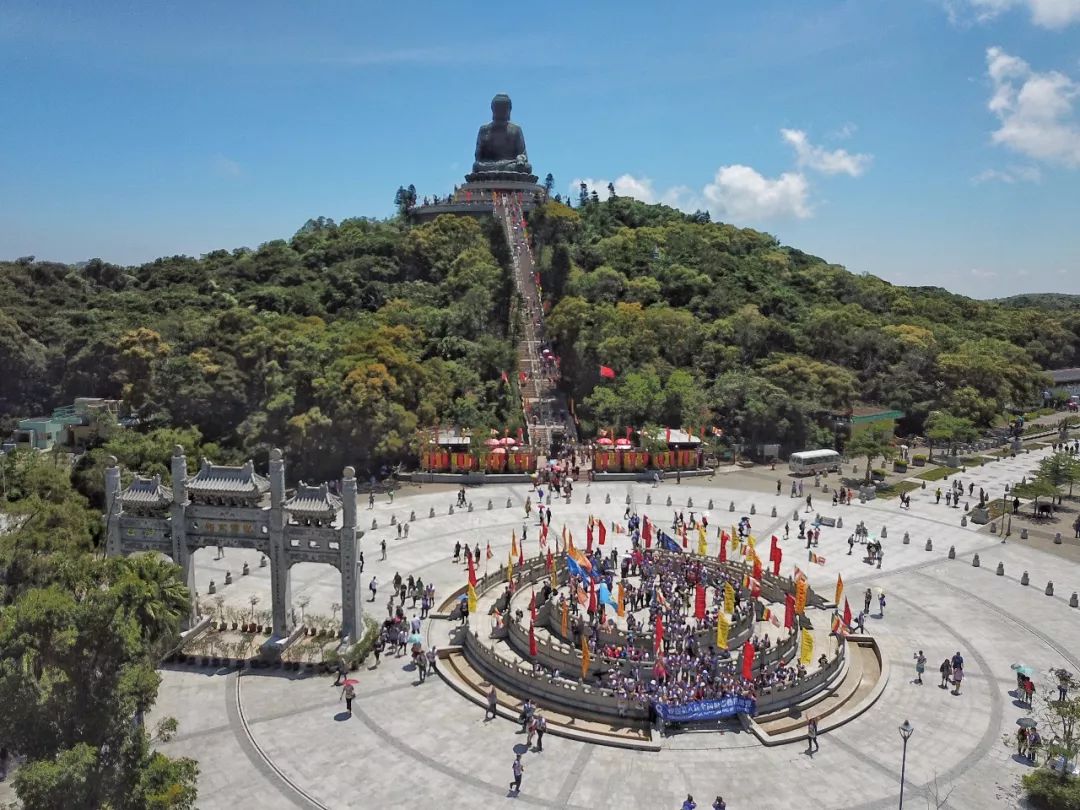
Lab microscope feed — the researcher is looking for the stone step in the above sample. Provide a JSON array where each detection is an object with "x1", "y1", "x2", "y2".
[{"x1": 438, "y1": 649, "x2": 659, "y2": 751}]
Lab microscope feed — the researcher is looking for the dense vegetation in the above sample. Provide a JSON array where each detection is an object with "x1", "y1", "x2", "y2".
[
  {"x1": 0, "y1": 215, "x2": 522, "y2": 486},
  {"x1": 533, "y1": 194, "x2": 1080, "y2": 452}
]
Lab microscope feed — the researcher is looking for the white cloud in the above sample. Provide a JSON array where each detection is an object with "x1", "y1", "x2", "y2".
[
  {"x1": 569, "y1": 174, "x2": 657, "y2": 203},
  {"x1": 985, "y1": 47, "x2": 1080, "y2": 167},
  {"x1": 970, "y1": 267, "x2": 999, "y2": 278},
  {"x1": 971, "y1": 164, "x2": 1043, "y2": 183},
  {"x1": 213, "y1": 155, "x2": 242, "y2": 178},
  {"x1": 948, "y1": 0, "x2": 1080, "y2": 29},
  {"x1": 702, "y1": 165, "x2": 811, "y2": 220},
  {"x1": 781, "y1": 129, "x2": 872, "y2": 176}
]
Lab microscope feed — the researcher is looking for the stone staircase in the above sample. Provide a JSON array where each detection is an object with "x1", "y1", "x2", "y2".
[{"x1": 494, "y1": 196, "x2": 576, "y2": 455}]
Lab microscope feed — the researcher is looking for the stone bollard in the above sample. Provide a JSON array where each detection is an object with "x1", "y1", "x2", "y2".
[
  {"x1": 225, "y1": 571, "x2": 233, "y2": 586},
  {"x1": 242, "y1": 562, "x2": 250, "y2": 576},
  {"x1": 990, "y1": 522, "x2": 997, "y2": 534},
  {"x1": 646, "y1": 494, "x2": 652, "y2": 505},
  {"x1": 586, "y1": 493, "x2": 591, "y2": 504},
  {"x1": 749, "y1": 503, "x2": 755, "y2": 515},
  {"x1": 546, "y1": 494, "x2": 552, "y2": 505},
  {"x1": 972, "y1": 554, "x2": 980, "y2": 567},
  {"x1": 390, "y1": 514, "x2": 397, "y2": 526},
  {"x1": 925, "y1": 538, "x2": 933, "y2": 551},
  {"x1": 507, "y1": 498, "x2": 512, "y2": 508},
  {"x1": 921, "y1": 481, "x2": 926, "y2": 490},
  {"x1": 1070, "y1": 592, "x2": 1078, "y2": 608},
  {"x1": 429, "y1": 508, "x2": 436, "y2": 519},
  {"x1": 410, "y1": 510, "x2": 417, "y2": 521},
  {"x1": 881, "y1": 527, "x2": 887, "y2": 539},
  {"x1": 688, "y1": 497, "x2": 694, "y2": 508},
  {"x1": 961, "y1": 515, "x2": 967, "y2": 527},
  {"x1": 771, "y1": 506, "x2": 777, "y2": 518},
  {"x1": 708, "y1": 499, "x2": 715, "y2": 510},
  {"x1": 903, "y1": 532, "x2": 910, "y2": 545},
  {"x1": 948, "y1": 545, "x2": 956, "y2": 559},
  {"x1": 1021, "y1": 571, "x2": 1029, "y2": 585},
  {"x1": 1046, "y1": 581, "x2": 1054, "y2": 596},
  {"x1": 626, "y1": 494, "x2": 632, "y2": 505},
  {"x1": 487, "y1": 500, "x2": 493, "y2": 511},
  {"x1": 793, "y1": 510, "x2": 799, "y2": 521},
  {"x1": 1055, "y1": 532, "x2": 1063, "y2": 545},
  {"x1": 996, "y1": 562, "x2": 1004, "y2": 576},
  {"x1": 1022, "y1": 476, "x2": 1027, "y2": 485},
  {"x1": 605, "y1": 493, "x2": 611, "y2": 504},
  {"x1": 468, "y1": 502, "x2": 473, "y2": 512},
  {"x1": 1021, "y1": 528, "x2": 1029, "y2": 540},
  {"x1": 837, "y1": 517, "x2": 843, "y2": 529},
  {"x1": 965, "y1": 502, "x2": 970, "y2": 511},
  {"x1": 208, "y1": 580, "x2": 216, "y2": 594},
  {"x1": 449, "y1": 505, "x2": 454, "y2": 515},
  {"x1": 823, "y1": 484, "x2": 830, "y2": 493},
  {"x1": 373, "y1": 518, "x2": 380, "y2": 529},
  {"x1": 668, "y1": 496, "x2": 673, "y2": 507},
  {"x1": 260, "y1": 555, "x2": 268, "y2": 568}
]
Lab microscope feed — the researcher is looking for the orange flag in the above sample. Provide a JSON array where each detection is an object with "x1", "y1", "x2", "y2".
[
  {"x1": 834, "y1": 573, "x2": 844, "y2": 606},
  {"x1": 581, "y1": 633, "x2": 591, "y2": 679}
]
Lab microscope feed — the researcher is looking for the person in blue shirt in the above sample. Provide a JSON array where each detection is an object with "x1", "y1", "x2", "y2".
[
  {"x1": 681, "y1": 796, "x2": 697, "y2": 810},
  {"x1": 712, "y1": 798, "x2": 727, "y2": 810}
]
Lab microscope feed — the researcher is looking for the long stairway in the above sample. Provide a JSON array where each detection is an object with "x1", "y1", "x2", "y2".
[{"x1": 495, "y1": 195, "x2": 576, "y2": 456}]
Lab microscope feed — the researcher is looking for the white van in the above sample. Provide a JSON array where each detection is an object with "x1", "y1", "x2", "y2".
[{"x1": 789, "y1": 449, "x2": 841, "y2": 475}]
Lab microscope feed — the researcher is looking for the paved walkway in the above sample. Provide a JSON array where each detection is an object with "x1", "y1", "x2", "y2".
[{"x1": 152, "y1": 443, "x2": 1080, "y2": 809}]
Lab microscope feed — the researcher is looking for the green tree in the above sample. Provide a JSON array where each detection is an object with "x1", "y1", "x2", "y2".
[
  {"x1": 845, "y1": 423, "x2": 896, "y2": 484},
  {"x1": 924, "y1": 410, "x2": 977, "y2": 461},
  {"x1": 1035, "y1": 451, "x2": 1080, "y2": 502}
]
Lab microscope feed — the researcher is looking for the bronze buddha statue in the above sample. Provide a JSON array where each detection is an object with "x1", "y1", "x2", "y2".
[{"x1": 467, "y1": 94, "x2": 535, "y2": 182}]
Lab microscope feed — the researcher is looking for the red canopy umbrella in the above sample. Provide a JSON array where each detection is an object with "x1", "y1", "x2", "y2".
[
  {"x1": 492, "y1": 447, "x2": 507, "y2": 454},
  {"x1": 596, "y1": 437, "x2": 614, "y2": 446},
  {"x1": 615, "y1": 438, "x2": 632, "y2": 447},
  {"x1": 500, "y1": 437, "x2": 518, "y2": 446},
  {"x1": 342, "y1": 678, "x2": 359, "y2": 687},
  {"x1": 483, "y1": 438, "x2": 500, "y2": 447}
]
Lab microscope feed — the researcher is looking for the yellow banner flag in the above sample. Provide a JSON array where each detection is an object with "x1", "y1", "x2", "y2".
[
  {"x1": 511, "y1": 530, "x2": 518, "y2": 558},
  {"x1": 507, "y1": 550, "x2": 514, "y2": 582},
  {"x1": 795, "y1": 578, "x2": 807, "y2": 615},
  {"x1": 716, "y1": 613, "x2": 730, "y2": 650},
  {"x1": 800, "y1": 628, "x2": 814, "y2": 665},
  {"x1": 581, "y1": 633, "x2": 591, "y2": 679},
  {"x1": 617, "y1": 580, "x2": 625, "y2": 618},
  {"x1": 561, "y1": 600, "x2": 569, "y2": 638},
  {"x1": 834, "y1": 573, "x2": 844, "y2": 606},
  {"x1": 730, "y1": 528, "x2": 739, "y2": 550},
  {"x1": 723, "y1": 582, "x2": 735, "y2": 615},
  {"x1": 697, "y1": 525, "x2": 707, "y2": 556},
  {"x1": 467, "y1": 582, "x2": 478, "y2": 614},
  {"x1": 747, "y1": 535, "x2": 756, "y2": 552}
]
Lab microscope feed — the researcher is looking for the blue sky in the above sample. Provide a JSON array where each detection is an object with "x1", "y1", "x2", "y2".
[{"x1": 1, "y1": 0, "x2": 1078, "y2": 296}]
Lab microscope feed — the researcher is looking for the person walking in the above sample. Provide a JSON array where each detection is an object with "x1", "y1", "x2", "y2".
[
  {"x1": 877, "y1": 590, "x2": 886, "y2": 617},
  {"x1": 952, "y1": 664, "x2": 964, "y2": 695},
  {"x1": 806, "y1": 716, "x2": 820, "y2": 755},
  {"x1": 777, "y1": 479, "x2": 782, "y2": 496},
  {"x1": 1058, "y1": 673, "x2": 1070, "y2": 702},
  {"x1": 368, "y1": 576, "x2": 378, "y2": 602},
  {"x1": 380, "y1": 538, "x2": 387, "y2": 560},
  {"x1": 333, "y1": 658, "x2": 347, "y2": 686},
  {"x1": 509, "y1": 754, "x2": 524, "y2": 795},
  {"x1": 534, "y1": 713, "x2": 546, "y2": 751},
  {"x1": 485, "y1": 685, "x2": 498, "y2": 720},
  {"x1": 681, "y1": 796, "x2": 697, "y2": 810},
  {"x1": 939, "y1": 657, "x2": 952, "y2": 688},
  {"x1": 342, "y1": 682, "x2": 355, "y2": 715},
  {"x1": 863, "y1": 588, "x2": 872, "y2": 615},
  {"x1": 372, "y1": 632, "x2": 384, "y2": 667},
  {"x1": 368, "y1": 490, "x2": 375, "y2": 509},
  {"x1": 914, "y1": 651, "x2": 926, "y2": 684},
  {"x1": 358, "y1": 551, "x2": 364, "y2": 574},
  {"x1": 805, "y1": 493, "x2": 813, "y2": 512}
]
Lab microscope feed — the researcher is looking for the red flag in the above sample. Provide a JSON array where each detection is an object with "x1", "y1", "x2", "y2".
[
  {"x1": 784, "y1": 593, "x2": 795, "y2": 629},
  {"x1": 681, "y1": 527, "x2": 688, "y2": 548},
  {"x1": 769, "y1": 536, "x2": 779, "y2": 562},
  {"x1": 518, "y1": 539, "x2": 524, "y2": 567},
  {"x1": 742, "y1": 641, "x2": 755, "y2": 681},
  {"x1": 843, "y1": 598, "x2": 852, "y2": 629},
  {"x1": 665, "y1": 427, "x2": 671, "y2": 444},
  {"x1": 752, "y1": 556, "x2": 762, "y2": 583},
  {"x1": 467, "y1": 552, "x2": 477, "y2": 587},
  {"x1": 518, "y1": 371, "x2": 527, "y2": 384},
  {"x1": 654, "y1": 614, "x2": 664, "y2": 651},
  {"x1": 599, "y1": 365, "x2": 616, "y2": 379},
  {"x1": 586, "y1": 524, "x2": 594, "y2": 553},
  {"x1": 529, "y1": 621, "x2": 538, "y2": 658},
  {"x1": 598, "y1": 521, "x2": 607, "y2": 546},
  {"x1": 486, "y1": 542, "x2": 493, "y2": 560},
  {"x1": 643, "y1": 516, "x2": 653, "y2": 548},
  {"x1": 588, "y1": 580, "x2": 597, "y2": 613},
  {"x1": 529, "y1": 591, "x2": 537, "y2": 623},
  {"x1": 695, "y1": 584, "x2": 706, "y2": 620},
  {"x1": 772, "y1": 546, "x2": 782, "y2": 577},
  {"x1": 546, "y1": 548, "x2": 554, "y2": 572},
  {"x1": 719, "y1": 537, "x2": 727, "y2": 562}
]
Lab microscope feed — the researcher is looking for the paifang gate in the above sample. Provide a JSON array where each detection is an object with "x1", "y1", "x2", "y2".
[{"x1": 104, "y1": 445, "x2": 363, "y2": 646}]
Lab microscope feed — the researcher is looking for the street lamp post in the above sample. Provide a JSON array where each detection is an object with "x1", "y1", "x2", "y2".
[{"x1": 898, "y1": 719, "x2": 914, "y2": 809}]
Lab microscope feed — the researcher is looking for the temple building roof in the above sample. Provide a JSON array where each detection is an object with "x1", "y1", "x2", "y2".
[
  {"x1": 120, "y1": 474, "x2": 171, "y2": 509},
  {"x1": 187, "y1": 459, "x2": 269, "y2": 500},
  {"x1": 284, "y1": 482, "x2": 342, "y2": 521}
]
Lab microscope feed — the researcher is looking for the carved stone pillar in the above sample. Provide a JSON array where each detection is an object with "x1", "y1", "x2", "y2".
[
  {"x1": 104, "y1": 456, "x2": 122, "y2": 557},
  {"x1": 170, "y1": 445, "x2": 195, "y2": 629},
  {"x1": 268, "y1": 448, "x2": 292, "y2": 638},
  {"x1": 339, "y1": 466, "x2": 362, "y2": 643}
]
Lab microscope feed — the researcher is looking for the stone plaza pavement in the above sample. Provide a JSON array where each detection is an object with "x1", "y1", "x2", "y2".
[{"x1": 151, "y1": 445, "x2": 1080, "y2": 809}]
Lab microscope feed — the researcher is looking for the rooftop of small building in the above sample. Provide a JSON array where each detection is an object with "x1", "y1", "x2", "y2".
[
  {"x1": 121, "y1": 474, "x2": 172, "y2": 507},
  {"x1": 284, "y1": 482, "x2": 342, "y2": 516},
  {"x1": 186, "y1": 458, "x2": 270, "y2": 497}
]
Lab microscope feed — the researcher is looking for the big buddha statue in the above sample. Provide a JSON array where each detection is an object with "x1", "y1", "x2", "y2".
[{"x1": 466, "y1": 94, "x2": 537, "y2": 183}]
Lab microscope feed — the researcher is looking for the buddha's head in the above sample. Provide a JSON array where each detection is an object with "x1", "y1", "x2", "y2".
[{"x1": 491, "y1": 94, "x2": 512, "y2": 123}]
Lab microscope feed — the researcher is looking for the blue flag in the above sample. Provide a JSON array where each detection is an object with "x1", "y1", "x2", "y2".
[
  {"x1": 658, "y1": 530, "x2": 682, "y2": 553},
  {"x1": 565, "y1": 555, "x2": 586, "y2": 580},
  {"x1": 598, "y1": 582, "x2": 618, "y2": 610}
]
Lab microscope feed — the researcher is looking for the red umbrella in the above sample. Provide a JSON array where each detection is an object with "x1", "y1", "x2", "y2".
[
  {"x1": 492, "y1": 447, "x2": 507, "y2": 454},
  {"x1": 615, "y1": 438, "x2": 632, "y2": 446},
  {"x1": 596, "y1": 437, "x2": 614, "y2": 446},
  {"x1": 500, "y1": 437, "x2": 518, "y2": 446},
  {"x1": 342, "y1": 678, "x2": 359, "y2": 687},
  {"x1": 483, "y1": 438, "x2": 500, "y2": 447}
]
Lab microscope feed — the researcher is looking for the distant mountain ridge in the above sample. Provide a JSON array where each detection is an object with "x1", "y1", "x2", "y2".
[{"x1": 993, "y1": 293, "x2": 1080, "y2": 311}]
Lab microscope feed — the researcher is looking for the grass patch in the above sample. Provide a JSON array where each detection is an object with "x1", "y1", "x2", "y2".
[
  {"x1": 915, "y1": 467, "x2": 955, "y2": 482},
  {"x1": 876, "y1": 480, "x2": 920, "y2": 499}
]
